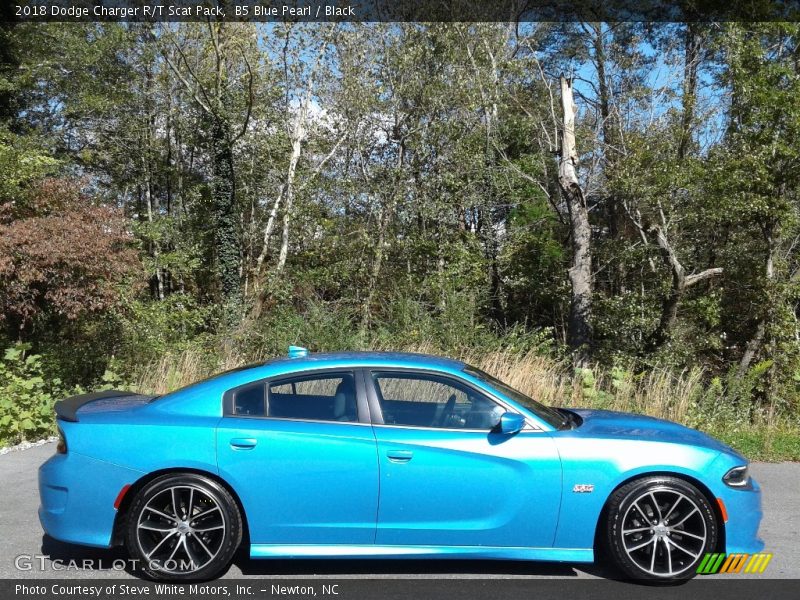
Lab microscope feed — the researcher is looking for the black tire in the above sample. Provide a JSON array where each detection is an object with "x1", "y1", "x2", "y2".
[
  {"x1": 125, "y1": 473, "x2": 242, "y2": 581},
  {"x1": 603, "y1": 476, "x2": 718, "y2": 581}
]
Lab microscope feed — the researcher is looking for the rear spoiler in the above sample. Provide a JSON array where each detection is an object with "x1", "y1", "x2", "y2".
[{"x1": 54, "y1": 390, "x2": 135, "y2": 422}]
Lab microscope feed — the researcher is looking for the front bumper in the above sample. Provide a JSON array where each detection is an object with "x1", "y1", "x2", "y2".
[
  {"x1": 719, "y1": 475, "x2": 764, "y2": 555},
  {"x1": 39, "y1": 451, "x2": 145, "y2": 548}
]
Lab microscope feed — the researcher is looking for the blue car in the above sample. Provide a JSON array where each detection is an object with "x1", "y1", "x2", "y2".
[{"x1": 39, "y1": 347, "x2": 763, "y2": 581}]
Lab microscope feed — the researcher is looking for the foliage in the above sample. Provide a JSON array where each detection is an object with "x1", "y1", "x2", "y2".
[
  {"x1": 0, "y1": 344, "x2": 71, "y2": 445},
  {"x1": 0, "y1": 22, "x2": 799, "y2": 457},
  {"x1": 0, "y1": 129, "x2": 59, "y2": 202},
  {"x1": 0, "y1": 179, "x2": 140, "y2": 333},
  {"x1": 115, "y1": 293, "x2": 215, "y2": 373}
]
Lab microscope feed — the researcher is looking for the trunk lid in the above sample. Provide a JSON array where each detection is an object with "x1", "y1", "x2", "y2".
[{"x1": 55, "y1": 390, "x2": 156, "y2": 422}]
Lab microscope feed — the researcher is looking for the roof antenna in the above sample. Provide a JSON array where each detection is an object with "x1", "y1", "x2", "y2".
[{"x1": 288, "y1": 346, "x2": 309, "y2": 358}]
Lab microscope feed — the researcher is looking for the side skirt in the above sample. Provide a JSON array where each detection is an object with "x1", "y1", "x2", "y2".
[{"x1": 250, "y1": 544, "x2": 594, "y2": 563}]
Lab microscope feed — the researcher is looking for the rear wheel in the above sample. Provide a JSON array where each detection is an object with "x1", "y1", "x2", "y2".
[
  {"x1": 604, "y1": 476, "x2": 718, "y2": 581},
  {"x1": 125, "y1": 473, "x2": 242, "y2": 580}
]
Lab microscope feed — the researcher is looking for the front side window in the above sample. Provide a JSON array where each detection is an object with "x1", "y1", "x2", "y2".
[
  {"x1": 372, "y1": 372, "x2": 504, "y2": 430},
  {"x1": 462, "y1": 365, "x2": 567, "y2": 430},
  {"x1": 268, "y1": 372, "x2": 358, "y2": 422}
]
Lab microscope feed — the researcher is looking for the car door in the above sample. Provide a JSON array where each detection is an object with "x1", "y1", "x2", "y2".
[
  {"x1": 216, "y1": 369, "x2": 379, "y2": 545},
  {"x1": 366, "y1": 369, "x2": 562, "y2": 548}
]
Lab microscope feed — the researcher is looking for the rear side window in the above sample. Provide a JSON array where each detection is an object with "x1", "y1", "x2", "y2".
[
  {"x1": 233, "y1": 383, "x2": 265, "y2": 416},
  {"x1": 226, "y1": 371, "x2": 358, "y2": 423},
  {"x1": 268, "y1": 372, "x2": 357, "y2": 422}
]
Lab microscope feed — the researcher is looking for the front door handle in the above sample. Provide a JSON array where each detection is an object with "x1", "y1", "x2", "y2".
[
  {"x1": 387, "y1": 450, "x2": 413, "y2": 463},
  {"x1": 230, "y1": 437, "x2": 257, "y2": 450}
]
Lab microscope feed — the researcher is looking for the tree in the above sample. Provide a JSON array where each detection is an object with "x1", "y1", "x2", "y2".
[
  {"x1": 0, "y1": 179, "x2": 138, "y2": 338},
  {"x1": 253, "y1": 23, "x2": 341, "y2": 281},
  {"x1": 160, "y1": 20, "x2": 257, "y2": 315},
  {"x1": 558, "y1": 76, "x2": 593, "y2": 363},
  {"x1": 713, "y1": 24, "x2": 800, "y2": 390}
]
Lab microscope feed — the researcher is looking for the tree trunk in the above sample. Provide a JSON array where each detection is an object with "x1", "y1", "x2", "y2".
[
  {"x1": 739, "y1": 222, "x2": 776, "y2": 373},
  {"x1": 592, "y1": 23, "x2": 616, "y2": 157},
  {"x1": 276, "y1": 122, "x2": 305, "y2": 273},
  {"x1": 678, "y1": 23, "x2": 701, "y2": 161},
  {"x1": 159, "y1": 21, "x2": 248, "y2": 313},
  {"x1": 255, "y1": 186, "x2": 283, "y2": 275},
  {"x1": 255, "y1": 27, "x2": 334, "y2": 279},
  {"x1": 642, "y1": 26, "x2": 716, "y2": 349},
  {"x1": 361, "y1": 201, "x2": 390, "y2": 332},
  {"x1": 210, "y1": 118, "x2": 241, "y2": 305},
  {"x1": 558, "y1": 76, "x2": 592, "y2": 364},
  {"x1": 143, "y1": 156, "x2": 164, "y2": 301},
  {"x1": 591, "y1": 23, "x2": 626, "y2": 294},
  {"x1": 361, "y1": 135, "x2": 405, "y2": 332},
  {"x1": 647, "y1": 224, "x2": 723, "y2": 349}
]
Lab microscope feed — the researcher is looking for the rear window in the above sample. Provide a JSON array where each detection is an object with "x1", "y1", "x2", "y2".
[
  {"x1": 268, "y1": 372, "x2": 357, "y2": 422},
  {"x1": 227, "y1": 371, "x2": 358, "y2": 423}
]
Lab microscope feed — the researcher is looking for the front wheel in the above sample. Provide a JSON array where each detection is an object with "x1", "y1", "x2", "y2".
[
  {"x1": 125, "y1": 473, "x2": 242, "y2": 580},
  {"x1": 604, "y1": 476, "x2": 718, "y2": 581}
]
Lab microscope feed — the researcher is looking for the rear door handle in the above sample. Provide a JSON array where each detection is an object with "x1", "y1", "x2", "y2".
[
  {"x1": 387, "y1": 450, "x2": 413, "y2": 463},
  {"x1": 230, "y1": 437, "x2": 257, "y2": 450}
]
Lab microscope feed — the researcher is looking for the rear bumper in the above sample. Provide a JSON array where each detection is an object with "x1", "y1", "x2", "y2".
[{"x1": 38, "y1": 451, "x2": 145, "y2": 548}]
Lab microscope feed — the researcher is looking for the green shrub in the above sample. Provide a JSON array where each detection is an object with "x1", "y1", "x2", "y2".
[
  {"x1": 116, "y1": 293, "x2": 215, "y2": 374},
  {"x1": 0, "y1": 343, "x2": 72, "y2": 446}
]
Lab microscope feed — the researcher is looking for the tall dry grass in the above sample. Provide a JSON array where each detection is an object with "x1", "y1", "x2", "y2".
[
  {"x1": 135, "y1": 343, "x2": 262, "y2": 395},
  {"x1": 432, "y1": 346, "x2": 705, "y2": 424},
  {"x1": 134, "y1": 344, "x2": 708, "y2": 426}
]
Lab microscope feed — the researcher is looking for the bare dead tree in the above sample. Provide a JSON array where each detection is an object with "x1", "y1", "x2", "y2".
[{"x1": 558, "y1": 76, "x2": 593, "y2": 365}]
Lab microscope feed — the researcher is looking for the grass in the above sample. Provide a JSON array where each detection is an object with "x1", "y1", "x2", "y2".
[
  {"x1": 132, "y1": 344, "x2": 800, "y2": 462},
  {"x1": 711, "y1": 427, "x2": 800, "y2": 461}
]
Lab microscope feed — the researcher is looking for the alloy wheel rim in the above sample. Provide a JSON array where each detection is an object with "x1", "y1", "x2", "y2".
[
  {"x1": 621, "y1": 487, "x2": 708, "y2": 577},
  {"x1": 136, "y1": 485, "x2": 226, "y2": 574}
]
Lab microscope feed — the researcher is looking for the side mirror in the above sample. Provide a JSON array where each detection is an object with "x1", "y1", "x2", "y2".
[{"x1": 499, "y1": 412, "x2": 526, "y2": 435}]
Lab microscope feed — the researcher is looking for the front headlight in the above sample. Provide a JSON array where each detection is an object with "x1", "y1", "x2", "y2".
[{"x1": 723, "y1": 465, "x2": 752, "y2": 489}]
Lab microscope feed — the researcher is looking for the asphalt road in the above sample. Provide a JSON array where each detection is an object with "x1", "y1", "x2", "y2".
[{"x1": 1, "y1": 442, "x2": 797, "y2": 580}]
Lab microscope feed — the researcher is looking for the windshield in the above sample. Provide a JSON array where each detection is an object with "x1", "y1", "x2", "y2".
[{"x1": 463, "y1": 365, "x2": 567, "y2": 429}]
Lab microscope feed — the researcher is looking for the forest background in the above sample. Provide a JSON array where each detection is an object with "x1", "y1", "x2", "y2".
[{"x1": 2, "y1": 19, "x2": 799, "y2": 458}]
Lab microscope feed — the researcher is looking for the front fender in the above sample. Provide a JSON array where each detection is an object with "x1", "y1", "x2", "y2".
[{"x1": 551, "y1": 436, "x2": 721, "y2": 550}]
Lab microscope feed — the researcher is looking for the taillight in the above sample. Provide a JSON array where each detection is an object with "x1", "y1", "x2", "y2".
[{"x1": 56, "y1": 428, "x2": 67, "y2": 454}]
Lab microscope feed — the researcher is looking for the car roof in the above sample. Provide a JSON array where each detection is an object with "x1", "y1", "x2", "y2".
[
  {"x1": 265, "y1": 350, "x2": 465, "y2": 371},
  {"x1": 150, "y1": 351, "x2": 469, "y2": 416},
  {"x1": 161, "y1": 351, "x2": 463, "y2": 399}
]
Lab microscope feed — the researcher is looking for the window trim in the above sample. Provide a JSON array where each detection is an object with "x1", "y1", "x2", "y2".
[
  {"x1": 364, "y1": 368, "x2": 540, "y2": 432},
  {"x1": 222, "y1": 367, "x2": 370, "y2": 425}
]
